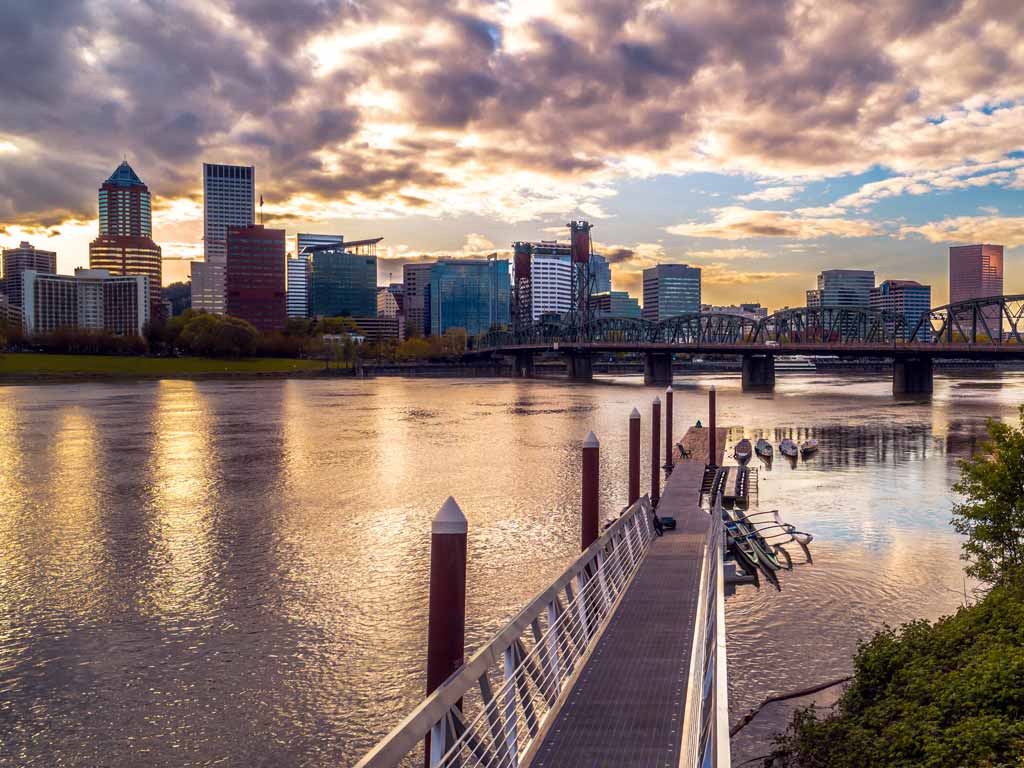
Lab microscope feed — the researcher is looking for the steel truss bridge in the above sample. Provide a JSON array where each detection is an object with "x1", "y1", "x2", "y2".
[{"x1": 472, "y1": 295, "x2": 1024, "y2": 393}]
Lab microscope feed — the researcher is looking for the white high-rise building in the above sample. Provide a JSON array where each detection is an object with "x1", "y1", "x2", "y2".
[
  {"x1": 286, "y1": 256, "x2": 310, "y2": 318},
  {"x1": 192, "y1": 163, "x2": 255, "y2": 313},
  {"x1": 530, "y1": 255, "x2": 573, "y2": 320}
]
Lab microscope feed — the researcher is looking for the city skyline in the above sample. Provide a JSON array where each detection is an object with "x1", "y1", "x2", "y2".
[{"x1": 0, "y1": 2, "x2": 1022, "y2": 308}]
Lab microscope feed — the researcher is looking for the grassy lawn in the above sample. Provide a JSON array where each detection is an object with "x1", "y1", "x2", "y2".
[{"x1": 0, "y1": 352, "x2": 327, "y2": 377}]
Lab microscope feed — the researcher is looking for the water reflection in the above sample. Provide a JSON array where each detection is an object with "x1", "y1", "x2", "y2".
[{"x1": 0, "y1": 371, "x2": 1019, "y2": 766}]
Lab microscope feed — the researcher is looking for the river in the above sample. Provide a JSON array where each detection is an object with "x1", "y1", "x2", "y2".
[{"x1": 0, "y1": 372, "x2": 1016, "y2": 766}]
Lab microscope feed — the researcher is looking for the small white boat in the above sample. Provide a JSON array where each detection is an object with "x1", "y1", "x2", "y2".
[
  {"x1": 800, "y1": 439, "x2": 819, "y2": 457},
  {"x1": 755, "y1": 438, "x2": 773, "y2": 458},
  {"x1": 734, "y1": 438, "x2": 752, "y2": 464},
  {"x1": 779, "y1": 438, "x2": 798, "y2": 458}
]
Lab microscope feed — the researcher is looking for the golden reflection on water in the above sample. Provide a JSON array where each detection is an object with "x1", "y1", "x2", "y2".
[{"x1": 144, "y1": 380, "x2": 220, "y2": 621}]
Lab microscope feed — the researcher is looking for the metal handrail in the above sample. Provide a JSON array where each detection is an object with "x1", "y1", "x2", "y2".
[
  {"x1": 679, "y1": 493, "x2": 729, "y2": 768},
  {"x1": 355, "y1": 496, "x2": 657, "y2": 768}
]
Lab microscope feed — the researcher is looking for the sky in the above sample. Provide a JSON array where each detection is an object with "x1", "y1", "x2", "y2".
[{"x1": 1, "y1": 0, "x2": 1023, "y2": 310}]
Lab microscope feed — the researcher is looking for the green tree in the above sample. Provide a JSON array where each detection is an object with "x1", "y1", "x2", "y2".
[{"x1": 952, "y1": 405, "x2": 1024, "y2": 585}]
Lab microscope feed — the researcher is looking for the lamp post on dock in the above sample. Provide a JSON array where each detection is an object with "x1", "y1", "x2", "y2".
[
  {"x1": 708, "y1": 386, "x2": 717, "y2": 468},
  {"x1": 425, "y1": 497, "x2": 467, "y2": 764},
  {"x1": 652, "y1": 396, "x2": 661, "y2": 507},
  {"x1": 628, "y1": 408, "x2": 640, "y2": 506},
  {"x1": 582, "y1": 431, "x2": 600, "y2": 550},
  {"x1": 664, "y1": 385, "x2": 674, "y2": 471}
]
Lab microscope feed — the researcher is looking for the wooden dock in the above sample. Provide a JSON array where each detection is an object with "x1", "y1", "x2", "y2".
[{"x1": 531, "y1": 428, "x2": 723, "y2": 767}]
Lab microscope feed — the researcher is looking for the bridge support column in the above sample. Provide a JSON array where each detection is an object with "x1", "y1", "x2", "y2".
[
  {"x1": 893, "y1": 357, "x2": 933, "y2": 396},
  {"x1": 643, "y1": 352, "x2": 673, "y2": 385},
  {"x1": 741, "y1": 354, "x2": 775, "y2": 392},
  {"x1": 513, "y1": 351, "x2": 534, "y2": 378},
  {"x1": 565, "y1": 351, "x2": 593, "y2": 381}
]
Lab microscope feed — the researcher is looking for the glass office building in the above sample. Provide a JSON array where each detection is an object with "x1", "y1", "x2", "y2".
[
  {"x1": 430, "y1": 258, "x2": 511, "y2": 336},
  {"x1": 642, "y1": 264, "x2": 701, "y2": 321},
  {"x1": 870, "y1": 279, "x2": 932, "y2": 341},
  {"x1": 309, "y1": 246, "x2": 377, "y2": 318}
]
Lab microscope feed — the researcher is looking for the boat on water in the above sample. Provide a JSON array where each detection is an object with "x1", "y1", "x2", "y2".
[
  {"x1": 734, "y1": 438, "x2": 752, "y2": 464},
  {"x1": 800, "y1": 438, "x2": 819, "y2": 457},
  {"x1": 755, "y1": 438, "x2": 773, "y2": 458},
  {"x1": 779, "y1": 438, "x2": 798, "y2": 458}
]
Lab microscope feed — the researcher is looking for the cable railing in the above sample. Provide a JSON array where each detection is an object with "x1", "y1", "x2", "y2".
[
  {"x1": 679, "y1": 493, "x2": 729, "y2": 768},
  {"x1": 355, "y1": 496, "x2": 657, "y2": 768}
]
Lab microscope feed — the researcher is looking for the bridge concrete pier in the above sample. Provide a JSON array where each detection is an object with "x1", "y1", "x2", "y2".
[
  {"x1": 643, "y1": 352, "x2": 673, "y2": 385},
  {"x1": 741, "y1": 354, "x2": 775, "y2": 392},
  {"x1": 564, "y1": 351, "x2": 593, "y2": 380},
  {"x1": 512, "y1": 351, "x2": 534, "y2": 378},
  {"x1": 893, "y1": 356, "x2": 933, "y2": 395}
]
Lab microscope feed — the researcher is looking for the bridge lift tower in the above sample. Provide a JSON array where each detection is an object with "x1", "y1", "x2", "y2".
[{"x1": 567, "y1": 220, "x2": 595, "y2": 339}]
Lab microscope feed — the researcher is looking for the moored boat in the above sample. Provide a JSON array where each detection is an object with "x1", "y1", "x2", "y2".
[
  {"x1": 800, "y1": 438, "x2": 819, "y2": 457},
  {"x1": 779, "y1": 438, "x2": 798, "y2": 458},
  {"x1": 755, "y1": 438, "x2": 773, "y2": 458},
  {"x1": 734, "y1": 438, "x2": 752, "y2": 464}
]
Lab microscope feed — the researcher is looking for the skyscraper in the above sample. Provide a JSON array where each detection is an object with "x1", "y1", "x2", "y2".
[
  {"x1": 530, "y1": 254, "x2": 573, "y2": 320},
  {"x1": 642, "y1": 264, "x2": 701, "y2": 321},
  {"x1": 870, "y1": 279, "x2": 932, "y2": 341},
  {"x1": 403, "y1": 262, "x2": 435, "y2": 337},
  {"x1": 88, "y1": 161, "x2": 162, "y2": 310},
  {"x1": 309, "y1": 245, "x2": 377, "y2": 318},
  {"x1": 192, "y1": 163, "x2": 255, "y2": 313},
  {"x1": 806, "y1": 269, "x2": 875, "y2": 309},
  {"x1": 22, "y1": 268, "x2": 149, "y2": 336},
  {"x1": 949, "y1": 244, "x2": 1004, "y2": 338},
  {"x1": 2, "y1": 241, "x2": 56, "y2": 308},
  {"x1": 225, "y1": 224, "x2": 286, "y2": 332},
  {"x1": 286, "y1": 256, "x2": 310, "y2": 319},
  {"x1": 429, "y1": 258, "x2": 511, "y2": 336}
]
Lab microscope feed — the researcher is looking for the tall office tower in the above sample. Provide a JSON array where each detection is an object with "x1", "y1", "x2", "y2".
[
  {"x1": 642, "y1": 264, "x2": 701, "y2": 321},
  {"x1": 308, "y1": 244, "x2": 378, "y2": 318},
  {"x1": 297, "y1": 233, "x2": 343, "y2": 255},
  {"x1": 870, "y1": 280, "x2": 932, "y2": 341},
  {"x1": 89, "y1": 161, "x2": 163, "y2": 310},
  {"x1": 806, "y1": 269, "x2": 875, "y2": 308},
  {"x1": 429, "y1": 257, "x2": 511, "y2": 336},
  {"x1": 530, "y1": 254, "x2": 573, "y2": 320},
  {"x1": 590, "y1": 252, "x2": 612, "y2": 294},
  {"x1": 403, "y1": 262, "x2": 435, "y2": 337},
  {"x1": 949, "y1": 244, "x2": 1004, "y2": 337},
  {"x1": 22, "y1": 268, "x2": 149, "y2": 336},
  {"x1": 2, "y1": 241, "x2": 56, "y2": 308},
  {"x1": 192, "y1": 163, "x2": 255, "y2": 313},
  {"x1": 286, "y1": 256, "x2": 310, "y2": 318},
  {"x1": 225, "y1": 224, "x2": 286, "y2": 332}
]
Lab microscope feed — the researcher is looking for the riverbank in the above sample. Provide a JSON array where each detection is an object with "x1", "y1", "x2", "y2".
[{"x1": 0, "y1": 352, "x2": 330, "y2": 383}]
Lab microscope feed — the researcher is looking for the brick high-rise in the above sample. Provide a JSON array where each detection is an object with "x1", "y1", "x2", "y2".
[{"x1": 225, "y1": 224, "x2": 286, "y2": 331}]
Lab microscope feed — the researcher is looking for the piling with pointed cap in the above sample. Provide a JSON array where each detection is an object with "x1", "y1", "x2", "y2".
[
  {"x1": 426, "y1": 496, "x2": 467, "y2": 699},
  {"x1": 708, "y1": 386, "x2": 718, "y2": 468},
  {"x1": 628, "y1": 408, "x2": 641, "y2": 505},
  {"x1": 664, "y1": 385, "x2": 674, "y2": 470},
  {"x1": 651, "y1": 396, "x2": 661, "y2": 506},
  {"x1": 581, "y1": 431, "x2": 600, "y2": 550}
]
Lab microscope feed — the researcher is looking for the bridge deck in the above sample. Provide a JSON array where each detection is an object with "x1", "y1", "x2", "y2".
[{"x1": 530, "y1": 432, "x2": 721, "y2": 767}]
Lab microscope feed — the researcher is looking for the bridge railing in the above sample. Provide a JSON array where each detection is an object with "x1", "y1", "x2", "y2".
[
  {"x1": 680, "y1": 493, "x2": 729, "y2": 768},
  {"x1": 355, "y1": 496, "x2": 657, "y2": 768}
]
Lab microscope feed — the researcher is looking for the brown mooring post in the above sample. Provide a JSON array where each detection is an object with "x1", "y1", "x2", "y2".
[
  {"x1": 582, "y1": 431, "x2": 600, "y2": 551},
  {"x1": 628, "y1": 408, "x2": 641, "y2": 506},
  {"x1": 651, "y1": 396, "x2": 661, "y2": 507},
  {"x1": 664, "y1": 385, "x2": 674, "y2": 470},
  {"x1": 708, "y1": 385, "x2": 718, "y2": 468},
  {"x1": 425, "y1": 496, "x2": 468, "y2": 764}
]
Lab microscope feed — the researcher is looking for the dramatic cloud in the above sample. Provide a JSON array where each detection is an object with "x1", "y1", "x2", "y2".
[
  {"x1": 901, "y1": 216, "x2": 1024, "y2": 247},
  {"x1": 666, "y1": 207, "x2": 880, "y2": 240},
  {"x1": 737, "y1": 186, "x2": 804, "y2": 202}
]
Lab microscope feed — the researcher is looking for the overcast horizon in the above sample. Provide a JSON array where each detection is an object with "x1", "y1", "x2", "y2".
[{"x1": 1, "y1": 0, "x2": 1023, "y2": 309}]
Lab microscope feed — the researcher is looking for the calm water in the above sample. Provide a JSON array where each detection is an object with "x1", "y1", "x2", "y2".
[{"x1": 0, "y1": 372, "x2": 1017, "y2": 766}]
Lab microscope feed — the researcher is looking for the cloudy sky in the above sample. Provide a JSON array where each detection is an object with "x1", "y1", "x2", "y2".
[{"x1": 1, "y1": 0, "x2": 1022, "y2": 308}]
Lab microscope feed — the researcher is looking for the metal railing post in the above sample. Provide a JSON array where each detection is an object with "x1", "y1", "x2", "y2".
[{"x1": 708, "y1": 386, "x2": 717, "y2": 468}]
